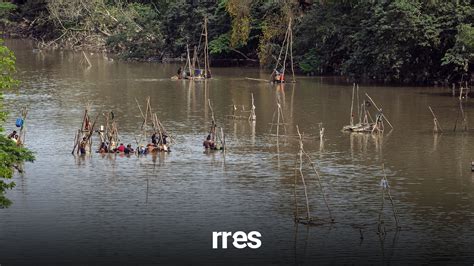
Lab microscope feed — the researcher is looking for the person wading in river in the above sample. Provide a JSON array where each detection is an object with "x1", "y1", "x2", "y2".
[
  {"x1": 203, "y1": 135, "x2": 215, "y2": 149},
  {"x1": 79, "y1": 137, "x2": 87, "y2": 155}
]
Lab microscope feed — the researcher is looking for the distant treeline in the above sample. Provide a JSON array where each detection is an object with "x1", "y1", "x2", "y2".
[{"x1": 1, "y1": 0, "x2": 473, "y2": 84}]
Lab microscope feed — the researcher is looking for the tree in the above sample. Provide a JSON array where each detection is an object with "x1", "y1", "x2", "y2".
[
  {"x1": 0, "y1": 39, "x2": 34, "y2": 208},
  {"x1": 295, "y1": 0, "x2": 473, "y2": 84},
  {"x1": 442, "y1": 23, "x2": 474, "y2": 81}
]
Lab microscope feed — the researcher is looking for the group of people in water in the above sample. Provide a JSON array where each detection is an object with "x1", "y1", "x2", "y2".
[
  {"x1": 76, "y1": 131, "x2": 220, "y2": 156},
  {"x1": 176, "y1": 67, "x2": 211, "y2": 80},
  {"x1": 9, "y1": 126, "x2": 221, "y2": 156},
  {"x1": 96, "y1": 141, "x2": 136, "y2": 155},
  {"x1": 79, "y1": 132, "x2": 171, "y2": 156}
]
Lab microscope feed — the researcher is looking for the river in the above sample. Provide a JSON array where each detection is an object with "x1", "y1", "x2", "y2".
[{"x1": 1, "y1": 39, "x2": 473, "y2": 265}]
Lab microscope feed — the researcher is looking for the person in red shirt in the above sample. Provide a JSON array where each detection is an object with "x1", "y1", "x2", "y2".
[{"x1": 117, "y1": 143, "x2": 126, "y2": 153}]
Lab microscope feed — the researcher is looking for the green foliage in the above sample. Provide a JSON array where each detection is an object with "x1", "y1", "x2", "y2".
[
  {"x1": 226, "y1": 0, "x2": 252, "y2": 47},
  {"x1": 106, "y1": 3, "x2": 164, "y2": 59},
  {"x1": 0, "y1": 39, "x2": 35, "y2": 208},
  {"x1": 298, "y1": 49, "x2": 322, "y2": 74},
  {"x1": 209, "y1": 33, "x2": 231, "y2": 55},
  {"x1": 0, "y1": 2, "x2": 16, "y2": 18},
  {"x1": 0, "y1": 2, "x2": 16, "y2": 29},
  {"x1": 0, "y1": 41, "x2": 19, "y2": 91},
  {"x1": 295, "y1": 0, "x2": 473, "y2": 83},
  {"x1": 442, "y1": 24, "x2": 474, "y2": 74}
]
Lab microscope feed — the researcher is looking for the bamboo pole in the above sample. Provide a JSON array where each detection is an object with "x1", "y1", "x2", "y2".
[
  {"x1": 289, "y1": 17, "x2": 295, "y2": 83},
  {"x1": 270, "y1": 17, "x2": 290, "y2": 82},
  {"x1": 382, "y1": 165, "x2": 400, "y2": 229},
  {"x1": 203, "y1": 16, "x2": 211, "y2": 78},
  {"x1": 208, "y1": 99, "x2": 216, "y2": 141},
  {"x1": 428, "y1": 106, "x2": 443, "y2": 133},
  {"x1": 356, "y1": 84, "x2": 361, "y2": 124},
  {"x1": 204, "y1": 18, "x2": 207, "y2": 78},
  {"x1": 249, "y1": 93, "x2": 256, "y2": 121},
  {"x1": 277, "y1": 103, "x2": 280, "y2": 137},
  {"x1": 293, "y1": 154, "x2": 299, "y2": 221},
  {"x1": 350, "y1": 83, "x2": 355, "y2": 126},
  {"x1": 192, "y1": 45, "x2": 197, "y2": 75},
  {"x1": 365, "y1": 93, "x2": 394, "y2": 129},
  {"x1": 71, "y1": 129, "x2": 79, "y2": 154},
  {"x1": 460, "y1": 100, "x2": 468, "y2": 131},
  {"x1": 378, "y1": 182, "x2": 386, "y2": 235},
  {"x1": 186, "y1": 44, "x2": 193, "y2": 78},
  {"x1": 296, "y1": 125, "x2": 311, "y2": 221},
  {"x1": 82, "y1": 51, "x2": 91, "y2": 68},
  {"x1": 281, "y1": 18, "x2": 291, "y2": 77},
  {"x1": 302, "y1": 150, "x2": 334, "y2": 222},
  {"x1": 18, "y1": 107, "x2": 28, "y2": 145},
  {"x1": 221, "y1": 127, "x2": 225, "y2": 152},
  {"x1": 319, "y1": 123, "x2": 324, "y2": 142}
]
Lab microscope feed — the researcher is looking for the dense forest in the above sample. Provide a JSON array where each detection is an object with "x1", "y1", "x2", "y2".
[{"x1": 0, "y1": 0, "x2": 473, "y2": 84}]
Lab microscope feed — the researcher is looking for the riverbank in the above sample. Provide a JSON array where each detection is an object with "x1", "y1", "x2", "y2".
[{"x1": 2, "y1": 1, "x2": 471, "y2": 85}]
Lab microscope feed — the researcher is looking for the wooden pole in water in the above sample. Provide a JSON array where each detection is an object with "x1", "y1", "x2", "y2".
[
  {"x1": 350, "y1": 83, "x2": 355, "y2": 126},
  {"x1": 296, "y1": 125, "x2": 311, "y2": 221},
  {"x1": 203, "y1": 16, "x2": 211, "y2": 78},
  {"x1": 186, "y1": 44, "x2": 193, "y2": 78},
  {"x1": 72, "y1": 129, "x2": 79, "y2": 154},
  {"x1": 208, "y1": 99, "x2": 217, "y2": 141},
  {"x1": 82, "y1": 51, "x2": 91, "y2": 68},
  {"x1": 319, "y1": 122, "x2": 324, "y2": 142},
  {"x1": 289, "y1": 17, "x2": 295, "y2": 83},
  {"x1": 221, "y1": 127, "x2": 225, "y2": 152},
  {"x1": 356, "y1": 84, "x2": 361, "y2": 124},
  {"x1": 365, "y1": 93, "x2": 394, "y2": 129},
  {"x1": 293, "y1": 154, "x2": 299, "y2": 221},
  {"x1": 276, "y1": 103, "x2": 280, "y2": 137},
  {"x1": 249, "y1": 93, "x2": 256, "y2": 121},
  {"x1": 18, "y1": 107, "x2": 28, "y2": 145},
  {"x1": 382, "y1": 164, "x2": 400, "y2": 229},
  {"x1": 271, "y1": 19, "x2": 290, "y2": 82},
  {"x1": 282, "y1": 18, "x2": 291, "y2": 78},
  {"x1": 302, "y1": 150, "x2": 333, "y2": 222},
  {"x1": 460, "y1": 100, "x2": 468, "y2": 131},
  {"x1": 428, "y1": 106, "x2": 443, "y2": 133}
]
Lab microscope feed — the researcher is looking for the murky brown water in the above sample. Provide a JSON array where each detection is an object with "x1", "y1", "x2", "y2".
[{"x1": 1, "y1": 39, "x2": 474, "y2": 265}]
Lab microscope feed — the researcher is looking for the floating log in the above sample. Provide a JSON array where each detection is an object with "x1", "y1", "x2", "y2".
[{"x1": 245, "y1": 77, "x2": 269, "y2": 83}]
